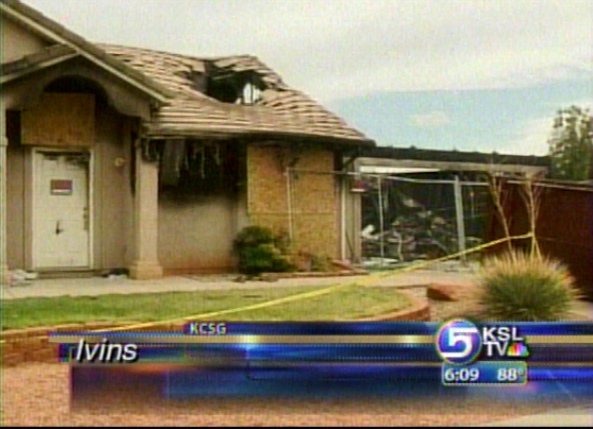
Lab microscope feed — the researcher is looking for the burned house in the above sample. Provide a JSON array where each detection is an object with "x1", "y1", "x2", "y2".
[
  {"x1": 342, "y1": 146, "x2": 549, "y2": 264},
  {"x1": 0, "y1": 0, "x2": 373, "y2": 281}
]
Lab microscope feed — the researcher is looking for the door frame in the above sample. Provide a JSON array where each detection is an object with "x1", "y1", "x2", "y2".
[{"x1": 31, "y1": 147, "x2": 94, "y2": 270}]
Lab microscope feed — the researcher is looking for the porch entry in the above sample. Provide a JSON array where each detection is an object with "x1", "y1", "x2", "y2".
[{"x1": 33, "y1": 151, "x2": 90, "y2": 269}]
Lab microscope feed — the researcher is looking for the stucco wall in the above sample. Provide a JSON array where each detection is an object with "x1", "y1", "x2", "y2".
[
  {"x1": 5, "y1": 99, "x2": 135, "y2": 272},
  {"x1": 1, "y1": 15, "x2": 50, "y2": 63},
  {"x1": 2, "y1": 58, "x2": 153, "y2": 121},
  {"x1": 92, "y1": 103, "x2": 134, "y2": 270},
  {"x1": 247, "y1": 144, "x2": 339, "y2": 259},
  {"x1": 6, "y1": 143, "x2": 26, "y2": 268},
  {"x1": 158, "y1": 192, "x2": 247, "y2": 273}
]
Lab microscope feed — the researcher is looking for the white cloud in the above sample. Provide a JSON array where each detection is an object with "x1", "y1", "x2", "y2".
[
  {"x1": 409, "y1": 111, "x2": 451, "y2": 128},
  {"x1": 499, "y1": 97, "x2": 592, "y2": 156},
  {"x1": 498, "y1": 117, "x2": 555, "y2": 156},
  {"x1": 25, "y1": 0, "x2": 593, "y2": 102}
]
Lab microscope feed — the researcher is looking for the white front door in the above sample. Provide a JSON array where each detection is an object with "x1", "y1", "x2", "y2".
[{"x1": 34, "y1": 151, "x2": 90, "y2": 269}]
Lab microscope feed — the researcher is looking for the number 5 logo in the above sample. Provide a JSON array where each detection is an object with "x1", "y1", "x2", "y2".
[{"x1": 436, "y1": 320, "x2": 482, "y2": 365}]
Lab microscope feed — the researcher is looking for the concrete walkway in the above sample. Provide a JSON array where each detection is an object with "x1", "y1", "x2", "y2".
[
  {"x1": 0, "y1": 269, "x2": 477, "y2": 300},
  {"x1": 2, "y1": 270, "x2": 591, "y2": 320},
  {"x1": 482, "y1": 405, "x2": 593, "y2": 427}
]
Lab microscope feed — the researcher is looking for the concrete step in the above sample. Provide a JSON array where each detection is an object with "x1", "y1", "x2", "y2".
[{"x1": 36, "y1": 269, "x2": 96, "y2": 279}]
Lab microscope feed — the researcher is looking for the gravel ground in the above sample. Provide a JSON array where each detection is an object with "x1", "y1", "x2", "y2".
[{"x1": 1, "y1": 363, "x2": 586, "y2": 427}]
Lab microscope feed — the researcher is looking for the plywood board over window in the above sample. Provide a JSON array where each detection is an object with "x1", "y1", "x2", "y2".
[{"x1": 21, "y1": 93, "x2": 95, "y2": 147}]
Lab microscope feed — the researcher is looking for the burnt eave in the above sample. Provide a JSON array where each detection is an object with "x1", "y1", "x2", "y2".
[
  {"x1": 142, "y1": 127, "x2": 375, "y2": 147},
  {"x1": 360, "y1": 146, "x2": 550, "y2": 167}
]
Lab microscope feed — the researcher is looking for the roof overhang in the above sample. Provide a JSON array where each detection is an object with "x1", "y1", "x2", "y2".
[
  {"x1": 354, "y1": 156, "x2": 548, "y2": 176},
  {"x1": 0, "y1": 44, "x2": 77, "y2": 84},
  {"x1": 142, "y1": 127, "x2": 375, "y2": 148},
  {"x1": 0, "y1": 0, "x2": 173, "y2": 103}
]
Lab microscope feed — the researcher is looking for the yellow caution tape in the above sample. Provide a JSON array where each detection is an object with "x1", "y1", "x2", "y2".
[
  {"x1": 0, "y1": 232, "x2": 534, "y2": 342},
  {"x1": 93, "y1": 232, "x2": 534, "y2": 333}
]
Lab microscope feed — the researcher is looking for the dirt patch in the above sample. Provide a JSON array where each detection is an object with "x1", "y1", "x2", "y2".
[{"x1": 426, "y1": 283, "x2": 475, "y2": 302}]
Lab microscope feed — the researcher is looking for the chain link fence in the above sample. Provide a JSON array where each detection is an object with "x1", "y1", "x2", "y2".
[
  {"x1": 286, "y1": 168, "x2": 493, "y2": 269},
  {"x1": 355, "y1": 171, "x2": 491, "y2": 267}
]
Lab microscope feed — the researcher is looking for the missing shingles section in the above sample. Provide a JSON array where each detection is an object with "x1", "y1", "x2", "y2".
[{"x1": 98, "y1": 44, "x2": 372, "y2": 143}]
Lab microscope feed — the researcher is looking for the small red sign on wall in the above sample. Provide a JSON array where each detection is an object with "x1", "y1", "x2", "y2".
[{"x1": 50, "y1": 179, "x2": 73, "y2": 195}]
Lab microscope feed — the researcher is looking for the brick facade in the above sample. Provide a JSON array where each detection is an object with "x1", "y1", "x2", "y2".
[{"x1": 247, "y1": 144, "x2": 339, "y2": 259}]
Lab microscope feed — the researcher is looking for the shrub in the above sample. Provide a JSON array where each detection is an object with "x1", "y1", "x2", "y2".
[
  {"x1": 234, "y1": 226, "x2": 294, "y2": 275},
  {"x1": 234, "y1": 226, "x2": 277, "y2": 250},
  {"x1": 477, "y1": 251, "x2": 581, "y2": 321}
]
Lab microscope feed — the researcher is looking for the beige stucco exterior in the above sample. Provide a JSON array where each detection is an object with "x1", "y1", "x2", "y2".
[
  {"x1": 2, "y1": 57, "x2": 153, "y2": 120},
  {"x1": 1, "y1": 8, "x2": 350, "y2": 282},
  {"x1": 5, "y1": 89, "x2": 140, "y2": 273},
  {"x1": 5, "y1": 137, "x2": 26, "y2": 268},
  {"x1": 158, "y1": 193, "x2": 247, "y2": 274},
  {"x1": 1, "y1": 14, "x2": 157, "y2": 279},
  {"x1": 92, "y1": 103, "x2": 135, "y2": 270},
  {"x1": 1, "y1": 14, "x2": 51, "y2": 63}
]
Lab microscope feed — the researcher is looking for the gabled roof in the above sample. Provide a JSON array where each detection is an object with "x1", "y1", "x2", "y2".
[
  {"x1": 0, "y1": 44, "x2": 77, "y2": 83},
  {"x1": 1, "y1": 0, "x2": 372, "y2": 146},
  {"x1": 103, "y1": 45, "x2": 374, "y2": 145},
  {"x1": 0, "y1": 0, "x2": 173, "y2": 102}
]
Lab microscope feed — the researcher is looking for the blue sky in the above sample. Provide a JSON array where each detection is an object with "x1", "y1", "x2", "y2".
[
  {"x1": 25, "y1": 0, "x2": 593, "y2": 155},
  {"x1": 329, "y1": 79, "x2": 593, "y2": 154}
]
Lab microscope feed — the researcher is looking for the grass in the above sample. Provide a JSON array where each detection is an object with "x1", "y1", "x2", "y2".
[{"x1": 0, "y1": 284, "x2": 410, "y2": 330}]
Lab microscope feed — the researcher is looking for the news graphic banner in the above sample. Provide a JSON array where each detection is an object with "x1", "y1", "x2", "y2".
[{"x1": 50, "y1": 320, "x2": 593, "y2": 402}]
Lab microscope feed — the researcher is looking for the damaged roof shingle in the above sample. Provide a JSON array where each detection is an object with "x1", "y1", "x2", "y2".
[{"x1": 101, "y1": 44, "x2": 373, "y2": 146}]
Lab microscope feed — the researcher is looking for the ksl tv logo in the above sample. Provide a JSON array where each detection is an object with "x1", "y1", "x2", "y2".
[{"x1": 435, "y1": 319, "x2": 530, "y2": 364}]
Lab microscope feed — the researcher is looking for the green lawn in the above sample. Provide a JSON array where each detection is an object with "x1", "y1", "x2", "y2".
[{"x1": 1, "y1": 284, "x2": 410, "y2": 330}]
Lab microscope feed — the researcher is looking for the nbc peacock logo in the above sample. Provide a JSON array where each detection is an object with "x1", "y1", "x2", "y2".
[
  {"x1": 506, "y1": 342, "x2": 530, "y2": 358},
  {"x1": 436, "y1": 319, "x2": 531, "y2": 364}
]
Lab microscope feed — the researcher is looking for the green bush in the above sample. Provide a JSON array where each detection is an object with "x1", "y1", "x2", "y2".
[
  {"x1": 477, "y1": 251, "x2": 581, "y2": 321},
  {"x1": 234, "y1": 226, "x2": 294, "y2": 275},
  {"x1": 234, "y1": 226, "x2": 277, "y2": 250}
]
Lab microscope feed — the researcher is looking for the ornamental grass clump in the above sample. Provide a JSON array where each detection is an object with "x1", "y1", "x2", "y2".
[{"x1": 477, "y1": 251, "x2": 581, "y2": 321}]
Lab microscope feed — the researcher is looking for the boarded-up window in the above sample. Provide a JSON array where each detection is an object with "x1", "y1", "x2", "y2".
[{"x1": 21, "y1": 93, "x2": 95, "y2": 147}]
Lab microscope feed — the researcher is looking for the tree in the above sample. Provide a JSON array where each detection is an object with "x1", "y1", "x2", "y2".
[{"x1": 548, "y1": 106, "x2": 593, "y2": 181}]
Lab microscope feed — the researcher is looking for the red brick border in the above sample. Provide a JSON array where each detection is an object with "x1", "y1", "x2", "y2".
[
  {"x1": 357, "y1": 289, "x2": 430, "y2": 322},
  {"x1": 259, "y1": 270, "x2": 368, "y2": 281},
  {"x1": 0, "y1": 322, "x2": 125, "y2": 367},
  {"x1": 1, "y1": 291, "x2": 429, "y2": 367},
  {"x1": 426, "y1": 283, "x2": 474, "y2": 301}
]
